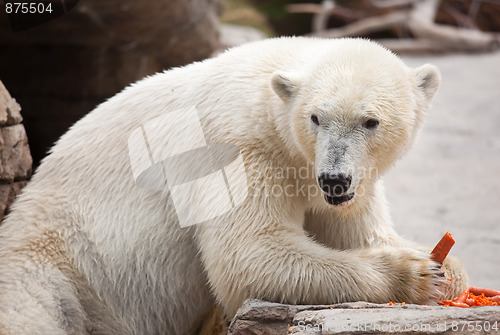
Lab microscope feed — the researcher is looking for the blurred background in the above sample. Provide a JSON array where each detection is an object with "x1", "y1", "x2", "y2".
[{"x1": 0, "y1": 0, "x2": 499, "y2": 288}]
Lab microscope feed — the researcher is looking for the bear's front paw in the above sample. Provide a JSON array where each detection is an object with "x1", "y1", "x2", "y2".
[
  {"x1": 439, "y1": 255, "x2": 469, "y2": 300},
  {"x1": 382, "y1": 248, "x2": 445, "y2": 304}
]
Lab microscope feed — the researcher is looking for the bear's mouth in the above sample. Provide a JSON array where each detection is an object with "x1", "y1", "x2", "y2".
[{"x1": 324, "y1": 193, "x2": 355, "y2": 206}]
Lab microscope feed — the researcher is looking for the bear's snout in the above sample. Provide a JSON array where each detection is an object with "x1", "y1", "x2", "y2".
[{"x1": 318, "y1": 173, "x2": 352, "y2": 196}]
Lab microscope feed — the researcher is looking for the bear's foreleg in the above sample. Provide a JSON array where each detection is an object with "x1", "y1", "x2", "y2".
[{"x1": 196, "y1": 221, "x2": 444, "y2": 316}]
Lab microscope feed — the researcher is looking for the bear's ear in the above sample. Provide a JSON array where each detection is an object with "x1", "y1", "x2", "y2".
[
  {"x1": 413, "y1": 64, "x2": 441, "y2": 100},
  {"x1": 271, "y1": 72, "x2": 301, "y2": 101}
]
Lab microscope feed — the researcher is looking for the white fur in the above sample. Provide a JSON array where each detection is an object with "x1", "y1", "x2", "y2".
[{"x1": 0, "y1": 37, "x2": 466, "y2": 335}]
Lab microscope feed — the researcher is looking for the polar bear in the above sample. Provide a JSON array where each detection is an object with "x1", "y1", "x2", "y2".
[{"x1": 0, "y1": 37, "x2": 467, "y2": 335}]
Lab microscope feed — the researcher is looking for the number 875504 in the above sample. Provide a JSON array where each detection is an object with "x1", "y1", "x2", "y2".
[{"x1": 5, "y1": 2, "x2": 53, "y2": 14}]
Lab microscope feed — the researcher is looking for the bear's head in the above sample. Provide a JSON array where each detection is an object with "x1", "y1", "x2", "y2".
[{"x1": 271, "y1": 39, "x2": 440, "y2": 207}]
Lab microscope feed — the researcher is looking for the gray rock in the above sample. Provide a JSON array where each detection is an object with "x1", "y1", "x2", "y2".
[
  {"x1": 0, "y1": 125, "x2": 32, "y2": 182},
  {"x1": 0, "y1": 80, "x2": 22, "y2": 127},
  {"x1": 0, "y1": 181, "x2": 28, "y2": 218},
  {"x1": 0, "y1": 0, "x2": 222, "y2": 166},
  {"x1": 0, "y1": 82, "x2": 32, "y2": 221},
  {"x1": 228, "y1": 299, "x2": 500, "y2": 335}
]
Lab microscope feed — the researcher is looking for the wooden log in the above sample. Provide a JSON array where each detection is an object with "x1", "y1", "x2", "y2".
[
  {"x1": 309, "y1": 0, "x2": 500, "y2": 53},
  {"x1": 313, "y1": 10, "x2": 410, "y2": 38}
]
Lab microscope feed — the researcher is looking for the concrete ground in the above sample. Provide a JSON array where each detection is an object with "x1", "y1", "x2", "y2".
[{"x1": 384, "y1": 51, "x2": 500, "y2": 289}]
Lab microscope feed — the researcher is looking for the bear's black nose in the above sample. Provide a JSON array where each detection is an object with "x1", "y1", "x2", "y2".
[{"x1": 318, "y1": 173, "x2": 352, "y2": 196}]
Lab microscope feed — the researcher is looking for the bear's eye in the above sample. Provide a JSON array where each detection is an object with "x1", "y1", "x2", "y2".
[
  {"x1": 363, "y1": 119, "x2": 379, "y2": 130},
  {"x1": 311, "y1": 114, "x2": 319, "y2": 126}
]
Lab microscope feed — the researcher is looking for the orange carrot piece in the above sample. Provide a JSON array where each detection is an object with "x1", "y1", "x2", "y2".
[
  {"x1": 440, "y1": 289, "x2": 500, "y2": 307},
  {"x1": 430, "y1": 232, "x2": 455, "y2": 263},
  {"x1": 468, "y1": 292, "x2": 499, "y2": 306},
  {"x1": 469, "y1": 286, "x2": 500, "y2": 297},
  {"x1": 439, "y1": 300, "x2": 469, "y2": 308},
  {"x1": 438, "y1": 300, "x2": 454, "y2": 306},
  {"x1": 454, "y1": 288, "x2": 469, "y2": 304}
]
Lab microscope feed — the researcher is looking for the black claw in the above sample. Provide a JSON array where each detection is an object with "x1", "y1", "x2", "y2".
[
  {"x1": 432, "y1": 264, "x2": 443, "y2": 271},
  {"x1": 431, "y1": 271, "x2": 445, "y2": 280}
]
